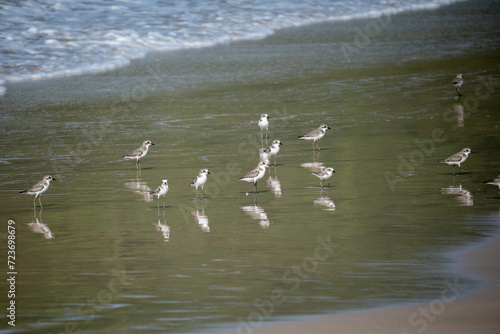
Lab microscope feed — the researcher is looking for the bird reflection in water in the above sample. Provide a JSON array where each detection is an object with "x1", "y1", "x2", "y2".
[
  {"x1": 191, "y1": 199, "x2": 210, "y2": 232},
  {"x1": 441, "y1": 182, "x2": 473, "y2": 207},
  {"x1": 240, "y1": 197, "x2": 271, "y2": 228},
  {"x1": 266, "y1": 167, "x2": 282, "y2": 198},
  {"x1": 313, "y1": 189, "x2": 336, "y2": 211},
  {"x1": 152, "y1": 206, "x2": 170, "y2": 241},
  {"x1": 26, "y1": 210, "x2": 55, "y2": 239},
  {"x1": 123, "y1": 170, "x2": 153, "y2": 202},
  {"x1": 300, "y1": 161, "x2": 325, "y2": 174},
  {"x1": 452, "y1": 101, "x2": 464, "y2": 128}
]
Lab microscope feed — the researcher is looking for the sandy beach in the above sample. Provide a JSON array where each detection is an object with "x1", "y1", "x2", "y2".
[
  {"x1": 1, "y1": 0, "x2": 499, "y2": 333},
  {"x1": 222, "y1": 230, "x2": 500, "y2": 334}
]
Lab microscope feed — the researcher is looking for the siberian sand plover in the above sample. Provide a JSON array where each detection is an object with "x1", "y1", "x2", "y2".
[
  {"x1": 299, "y1": 124, "x2": 331, "y2": 151},
  {"x1": 151, "y1": 179, "x2": 169, "y2": 209},
  {"x1": 123, "y1": 140, "x2": 154, "y2": 170},
  {"x1": 258, "y1": 114, "x2": 270, "y2": 139},
  {"x1": 452, "y1": 74, "x2": 463, "y2": 96},
  {"x1": 239, "y1": 161, "x2": 269, "y2": 194},
  {"x1": 189, "y1": 168, "x2": 210, "y2": 199},
  {"x1": 438, "y1": 147, "x2": 472, "y2": 175},
  {"x1": 20, "y1": 175, "x2": 56, "y2": 208},
  {"x1": 262, "y1": 139, "x2": 282, "y2": 166},
  {"x1": 312, "y1": 167, "x2": 335, "y2": 188}
]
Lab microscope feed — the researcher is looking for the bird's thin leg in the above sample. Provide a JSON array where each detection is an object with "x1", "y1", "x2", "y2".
[
  {"x1": 254, "y1": 181, "x2": 258, "y2": 195},
  {"x1": 456, "y1": 87, "x2": 462, "y2": 96},
  {"x1": 316, "y1": 142, "x2": 321, "y2": 151},
  {"x1": 162, "y1": 197, "x2": 166, "y2": 210},
  {"x1": 39, "y1": 195, "x2": 43, "y2": 209},
  {"x1": 452, "y1": 165, "x2": 456, "y2": 176}
]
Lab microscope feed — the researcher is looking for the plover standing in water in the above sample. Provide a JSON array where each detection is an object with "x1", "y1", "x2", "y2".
[
  {"x1": 262, "y1": 139, "x2": 283, "y2": 166},
  {"x1": 484, "y1": 175, "x2": 500, "y2": 189},
  {"x1": 452, "y1": 74, "x2": 463, "y2": 96},
  {"x1": 298, "y1": 124, "x2": 331, "y2": 151},
  {"x1": 20, "y1": 175, "x2": 56, "y2": 208},
  {"x1": 312, "y1": 167, "x2": 335, "y2": 188},
  {"x1": 123, "y1": 140, "x2": 154, "y2": 170},
  {"x1": 151, "y1": 179, "x2": 169, "y2": 210},
  {"x1": 189, "y1": 168, "x2": 210, "y2": 199},
  {"x1": 239, "y1": 161, "x2": 269, "y2": 194},
  {"x1": 438, "y1": 147, "x2": 472, "y2": 175},
  {"x1": 258, "y1": 114, "x2": 270, "y2": 139}
]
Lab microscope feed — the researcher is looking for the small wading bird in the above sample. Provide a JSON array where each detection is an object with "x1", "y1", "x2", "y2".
[
  {"x1": 151, "y1": 179, "x2": 169, "y2": 210},
  {"x1": 312, "y1": 167, "x2": 335, "y2": 188},
  {"x1": 239, "y1": 161, "x2": 270, "y2": 195},
  {"x1": 189, "y1": 168, "x2": 210, "y2": 199},
  {"x1": 484, "y1": 175, "x2": 500, "y2": 189},
  {"x1": 123, "y1": 140, "x2": 154, "y2": 170},
  {"x1": 262, "y1": 139, "x2": 283, "y2": 166},
  {"x1": 452, "y1": 74, "x2": 463, "y2": 96},
  {"x1": 438, "y1": 147, "x2": 472, "y2": 176},
  {"x1": 258, "y1": 114, "x2": 270, "y2": 140},
  {"x1": 298, "y1": 124, "x2": 331, "y2": 151},
  {"x1": 20, "y1": 175, "x2": 56, "y2": 208}
]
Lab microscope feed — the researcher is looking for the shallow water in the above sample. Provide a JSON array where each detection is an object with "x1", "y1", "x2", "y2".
[
  {"x1": 0, "y1": 0, "x2": 460, "y2": 94},
  {"x1": 1, "y1": 1, "x2": 500, "y2": 333}
]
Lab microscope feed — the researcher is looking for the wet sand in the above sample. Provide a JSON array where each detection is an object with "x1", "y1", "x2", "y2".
[
  {"x1": 223, "y1": 233, "x2": 500, "y2": 334},
  {"x1": 1, "y1": 0, "x2": 499, "y2": 333}
]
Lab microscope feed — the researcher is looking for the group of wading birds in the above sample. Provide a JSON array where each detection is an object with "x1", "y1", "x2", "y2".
[{"x1": 20, "y1": 73, "x2": 500, "y2": 210}]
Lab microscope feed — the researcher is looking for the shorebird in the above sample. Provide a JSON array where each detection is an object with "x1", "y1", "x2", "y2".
[
  {"x1": 20, "y1": 175, "x2": 56, "y2": 208},
  {"x1": 258, "y1": 114, "x2": 270, "y2": 139},
  {"x1": 438, "y1": 147, "x2": 472, "y2": 175},
  {"x1": 484, "y1": 175, "x2": 500, "y2": 189},
  {"x1": 150, "y1": 179, "x2": 169, "y2": 210},
  {"x1": 262, "y1": 139, "x2": 282, "y2": 166},
  {"x1": 239, "y1": 161, "x2": 269, "y2": 194},
  {"x1": 298, "y1": 124, "x2": 331, "y2": 151},
  {"x1": 189, "y1": 168, "x2": 210, "y2": 199},
  {"x1": 123, "y1": 140, "x2": 154, "y2": 170},
  {"x1": 312, "y1": 167, "x2": 335, "y2": 188},
  {"x1": 452, "y1": 74, "x2": 463, "y2": 96}
]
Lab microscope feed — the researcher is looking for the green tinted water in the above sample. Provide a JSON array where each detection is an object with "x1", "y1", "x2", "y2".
[{"x1": 1, "y1": 3, "x2": 500, "y2": 333}]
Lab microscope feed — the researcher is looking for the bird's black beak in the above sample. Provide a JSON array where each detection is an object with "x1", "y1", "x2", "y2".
[
  {"x1": 279, "y1": 142, "x2": 283, "y2": 145},
  {"x1": 328, "y1": 127, "x2": 332, "y2": 129},
  {"x1": 52, "y1": 178, "x2": 57, "y2": 181},
  {"x1": 207, "y1": 172, "x2": 211, "y2": 174},
  {"x1": 151, "y1": 143, "x2": 155, "y2": 145}
]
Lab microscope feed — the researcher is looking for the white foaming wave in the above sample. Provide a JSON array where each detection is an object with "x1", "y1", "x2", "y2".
[{"x1": 0, "y1": 0, "x2": 460, "y2": 95}]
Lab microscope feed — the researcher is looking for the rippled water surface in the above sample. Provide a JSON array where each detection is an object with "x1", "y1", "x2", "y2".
[{"x1": 1, "y1": 1, "x2": 499, "y2": 333}]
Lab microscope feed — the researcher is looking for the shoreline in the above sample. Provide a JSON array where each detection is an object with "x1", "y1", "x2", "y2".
[
  {"x1": 0, "y1": 0, "x2": 465, "y2": 96},
  {"x1": 220, "y1": 221, "x2": 500, "y2": 334},
  {"x1": 1, "y1": 0, "x2": 499, "y2": 333}
]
